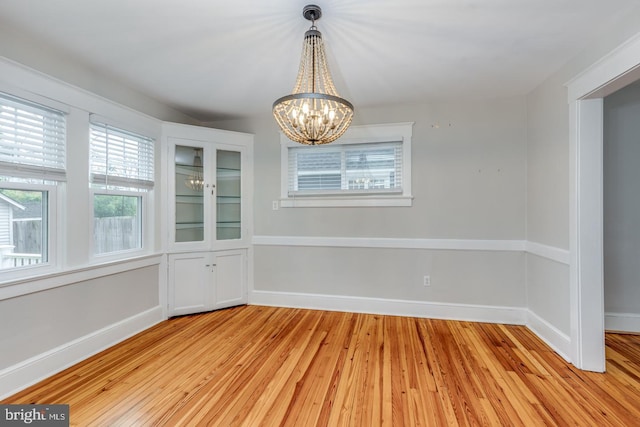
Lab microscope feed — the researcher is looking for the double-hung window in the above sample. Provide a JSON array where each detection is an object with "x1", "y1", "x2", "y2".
[
  {"x1": 280, "y1": 122, "x2": 413, "y2": 207},
  {"x1": 89, "y1": 119, "x2": 154, "y2": 258},
  {"x1": 0, "y1": 92, "x2": 66, "y2": 276}
]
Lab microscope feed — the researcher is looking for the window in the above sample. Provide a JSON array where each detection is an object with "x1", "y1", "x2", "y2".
[
  {"x1": 280, "y1": 122, "x2": 413, "y2": 207},
  {"x1": 89, "y1": 120, "x2": 154, "y2": 257},
  {"x1": 0, "y1": 92, "x2": 65, "y2": 274},
  {"x1": 290, "y1": 142, "x2": 402, "y2": 193}
]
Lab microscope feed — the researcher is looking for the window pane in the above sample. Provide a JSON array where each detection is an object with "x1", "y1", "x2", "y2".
[
  {"x1": 298, "y1": 173, "x2": 342, "y2": 190},
  {"x1": 345, "y1": 147, "x2": 399, "y2": 190},
  {"x1": 294, "y1": 150, "x2": 341, "y2": 191},
  {"x1": 0, "y1": 188, "x2": 47, "y2": 269},
  {"x1": 93, "y1": 194, "x2": 141, "y2": 254}
]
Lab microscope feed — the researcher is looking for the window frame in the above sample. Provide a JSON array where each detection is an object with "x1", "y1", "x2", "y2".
[{"x1": 280, "y1": 122, "x2": 413, "y2": 207}]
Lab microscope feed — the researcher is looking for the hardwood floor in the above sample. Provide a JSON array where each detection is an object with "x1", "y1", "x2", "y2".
[{"x1": 4, "y1": 305, "x2": 640, "y2": 426}]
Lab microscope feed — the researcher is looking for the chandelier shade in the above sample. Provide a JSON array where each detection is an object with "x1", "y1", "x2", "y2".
[{"x1": 273, "y1": 5, "x2": 354, "y2": 145}]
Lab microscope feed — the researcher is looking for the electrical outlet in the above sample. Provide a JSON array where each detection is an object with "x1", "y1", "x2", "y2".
[
  {"x1": 272, "y1": 201, "x2": 279, "y2": 210},
  {"x1": 423, "y1": 275, "x2": 431, "y2": 287}
]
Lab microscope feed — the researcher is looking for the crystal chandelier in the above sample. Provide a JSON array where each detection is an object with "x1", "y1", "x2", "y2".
[
  {"x1": 273, "y1": 4, "x2": 354, "y2": 145},
  {"x1": 184, "y1": 148, "x2": 204, "y2": 191}
]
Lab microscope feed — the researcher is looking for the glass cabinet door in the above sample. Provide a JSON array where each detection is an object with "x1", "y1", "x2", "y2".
[
  {"x1": 175, "y1": 145, "x2": 205, "y2": 243},
  {"x1": 216, "y1": 149, "x2": 241, "y2": 240}
]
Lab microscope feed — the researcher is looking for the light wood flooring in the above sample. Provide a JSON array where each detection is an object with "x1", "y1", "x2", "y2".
[{"x1": 4, "y1": 305, "x2": 640, "y2": 426}]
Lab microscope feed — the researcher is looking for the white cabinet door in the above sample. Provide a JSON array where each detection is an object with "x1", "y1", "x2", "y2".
[
  {"x1": 168, "y1": 252, "x2": 212, "y2": 316},
  {"x1": 169, "y1": 139, "x2": 213, "y2": 253},
  {"x1": 168, "y1": 250, "x2": 247, "y2": 316},
  {"x1": 213, "y1": 249, "x2": 247, "y2": 309}
]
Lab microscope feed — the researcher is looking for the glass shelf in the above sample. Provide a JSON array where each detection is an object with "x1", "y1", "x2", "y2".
[
  {"x1": 176, "y1": 163, "x2": 203, "y2": 169},
  {"x1": 176, "y1": 195, "x2": 204, "y2": 203},
  {"x1": 175, "y1": 145, "x2": 206, "y2": 243},
  {"x1": 172, "y1": 145, "x2": 243, "y2": 244},
  {"x1": 176, "y1": 223, "x2": 205, "y2": 229},
  {"x1": 216, "y1": 149, "x2": 241, "y2": 241}
]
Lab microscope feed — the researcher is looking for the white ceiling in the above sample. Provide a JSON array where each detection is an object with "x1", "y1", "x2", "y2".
[{"x1": 1, "y1": 0, "x2": 638, "y2": 121}]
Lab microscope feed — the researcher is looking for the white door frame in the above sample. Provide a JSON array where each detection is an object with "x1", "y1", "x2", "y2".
[{"x1": 566, "y1": 33, "x2": 640, "y2": 371}]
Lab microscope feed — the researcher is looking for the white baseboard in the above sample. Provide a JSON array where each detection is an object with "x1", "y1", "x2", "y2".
[
  {"x1": 525, "y1": 310, "x2": 572, "y2": 362},
  {"x1": 605, "y1": 312, "x2": 640, "y2": 333},
  {"x1": 0, "y1": 305, "x2": 164, "y2": 400},
  {"x1": 250, "y1": 290, "x2": 526, "y2": 325}
]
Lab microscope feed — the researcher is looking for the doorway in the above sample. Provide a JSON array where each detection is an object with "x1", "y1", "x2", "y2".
[{"x1": 603, "y1": 82, "x2": 640, "y2": 334}]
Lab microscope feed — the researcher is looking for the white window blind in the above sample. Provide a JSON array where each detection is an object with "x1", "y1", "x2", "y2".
[
  {"x1": 288, "y1": 141, "x2": 403, "y2": 195},
  {"x1": 0, "y1": 93, "x2": 66, "y2": 181},
  {"x1": 90, "y1": 122, "x2": 155, "y2": 190}
]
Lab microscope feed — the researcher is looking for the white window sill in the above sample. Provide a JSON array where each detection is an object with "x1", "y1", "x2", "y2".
[
  {"x1": 0, "y1": 253, "x2": 163, "y2": 300},
  {"x1": 279, "y1": 195, "x2": 413, "y2": 208}
]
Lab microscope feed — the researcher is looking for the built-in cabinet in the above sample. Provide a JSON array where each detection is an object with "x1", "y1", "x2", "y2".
[
  {"x1": 167, "y1": 250, "x2": 247, "y2": 316},
  {"x1": 164, "y1": 123, "x2": 252, "y2": 317}
]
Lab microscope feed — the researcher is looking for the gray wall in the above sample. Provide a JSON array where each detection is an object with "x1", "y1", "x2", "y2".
[
  {"x1": 214, "y1": 97, "x2": 527, "y2": 239},
  {"x1": 604, "y1": 81, "x2": 640, "y2": 320},
  {"x1": 0, "y1": 34, "x2": 174, "y2": 397},
  {"x1": 0, "y1": 266, "x2": 159, "y2": 370},
  {"x1": 0, "y1": 20, "x2": 196, "y2": 124},
  {"x1": 1, "y1": 1, "x2": 638, "y2": 389},
  {"x1": 525, "y1": 6, "x2": 640, "y2": 337},
  {"x1": 525, "y1": 69, "x2": 572, "y2": 335},
  {"x1": 212, "y1": 97, "x2": 527, "y2": 309}
]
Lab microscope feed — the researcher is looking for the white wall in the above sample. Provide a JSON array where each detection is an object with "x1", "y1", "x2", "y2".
[{"x1": 603, "y1": 81, "x2": 640, "y2": 332}]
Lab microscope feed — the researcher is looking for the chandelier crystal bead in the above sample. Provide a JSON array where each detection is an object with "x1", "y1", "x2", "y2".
[{"x1": 273, "y1": 5, "x2": 354, "y2": 145}]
